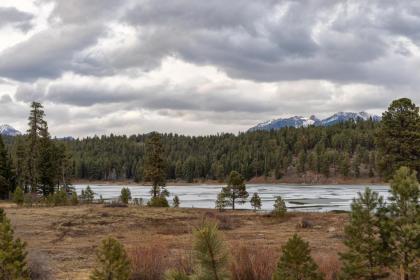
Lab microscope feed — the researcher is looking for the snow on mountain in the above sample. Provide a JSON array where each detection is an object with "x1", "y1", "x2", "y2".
[
  {"x1": 249, "y1": 112, "x2": 380, "y2": 131},
  {"x1": 0, "y1": 124, "x2": 22, "y2": 136}
]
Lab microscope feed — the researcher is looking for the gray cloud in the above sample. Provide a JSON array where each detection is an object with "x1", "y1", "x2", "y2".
[
  {"x1": 1, "y1": 0, "x2": 420, "y2": 137},
  {"x1": 0, "y1": 7, "x2": 34, "y2": 31}
]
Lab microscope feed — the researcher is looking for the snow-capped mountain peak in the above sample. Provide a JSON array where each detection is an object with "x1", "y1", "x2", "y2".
[
  {"x1": 0, "y1": 124, "x2": 22, "y2": 136},
  {"x1": 248, "y1": 111, "x2": 380, "y2": 131}
]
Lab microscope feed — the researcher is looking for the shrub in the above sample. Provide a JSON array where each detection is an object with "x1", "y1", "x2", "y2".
[
  {"x1": 81, "y1": 186, "x2": 95, "y2": 203},
  {"x1": 148, "y1": 196, "x2": 169, "y2": 207},
  {"x1": 272, "y1": 234, "x2": 323, "y2": 280},
  {"x1": 272, "y1": 196, "x2": 287, "y2": 217},
  {"x1": 230, "y1": 243, "x2": 277, "y2": 280},
  {"x1": 215, "y1": 192, "x2": 228, "y2": 211},
  {"x1": 120, "y1": 187, "x2": 131, "y2": 204},
  {"x1": 13, "y1": 186, "x2": 24, "y2": 206},
  {"x1": 129, "y1": 243, "x2": 168, "y2": 280},
  {"x1": 164, "y1": 269, "x2": 190, "y2": 280},
  {"x1": 90, "y1": 237, "x2": 131, "y2": 280},
  {"x1": 71, "y1": 191, "x2": 78, "y2": 205},
  {"x1": 0, "y1": 208, "x2": 30, "y2": 279}
]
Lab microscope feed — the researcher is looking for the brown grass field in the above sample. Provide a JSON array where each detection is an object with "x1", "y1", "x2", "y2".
[{"x1": 2, "y1": 203, "x2": 349, "y2": 279}]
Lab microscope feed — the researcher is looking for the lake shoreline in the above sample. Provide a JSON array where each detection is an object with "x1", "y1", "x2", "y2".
[{"x1": 73, "y1": 178, "x2": 387, "y2": 187}]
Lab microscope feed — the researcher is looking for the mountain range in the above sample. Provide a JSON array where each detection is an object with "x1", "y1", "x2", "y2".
[
  {"x1": 248, "y1": 111, "x2": 381, "y2": 132},
  {"x1": 0, "y1": 124, "x2": 21, "y2": 136}
]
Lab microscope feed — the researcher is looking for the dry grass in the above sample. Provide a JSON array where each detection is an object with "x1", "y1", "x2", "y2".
[
  {"x1": 230, "y1": 243, "x2": 277, "y2": 280},
  {"x1": 313, "y1": 252, "x2": 341, "y2": 280},
  {"x1": 2, "y1": 203, "x2": 348, "y2": 279}
]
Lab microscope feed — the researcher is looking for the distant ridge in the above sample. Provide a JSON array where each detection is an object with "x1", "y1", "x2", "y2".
[
  {"x1": 249, "y1": 111, "x2": 381, "y2": 132},
  {"x1": 0, "y1": 124, "x2": 21, "y2": 136}
]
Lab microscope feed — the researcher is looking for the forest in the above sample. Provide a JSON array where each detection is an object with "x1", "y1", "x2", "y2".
[{"x1": 1, "y1": 98, "x2": 419, "y2": 187}]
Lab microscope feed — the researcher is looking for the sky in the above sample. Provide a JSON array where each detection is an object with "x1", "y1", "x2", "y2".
[{"x1": 0, "y1": 0, "x2": 419, "y2": 137}]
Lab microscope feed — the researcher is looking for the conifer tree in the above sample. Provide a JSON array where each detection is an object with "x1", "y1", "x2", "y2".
[
  {"x1": 0, "y1": 136, "x2": 14, "y2": 199},
  {"x1": 386, "y1": 167, "x2": 419, "y2": 279},
  {"x1": 377, "y1": 98, "x2": 420, "y2": 179},
  {"x1": 340, "y1": 188, "x2": 389, "y2": 279},
  {"x1": 13, "y1": 137, "x2": 27, "y2": 191},
  {"x1": 0, "y1": 208, "x2": 30, "y2": 279},
  {"x1": 273, "y1": 196, "x2": 287, "y2": 216},
  {"x1": 219, "y1": 171, "x2": 248, "y2": 210},
  {"x1": 173, "y1": 195, "x2": 180, "y2": 208},
  {"x1": 250, "y1": 192, "x2": 262, "y2": 211},
  {"x1": 37, "y1": 121, "x2": 55, "y2": 196},
  {"x1": 144, "y1": 132, "x2": 167, "y2": 198},
  {"x1": 90, "y1": 237, "x2": 131, "y2": 280},
  {"x1": 26, "y1": 101, "x2": 46, "y2": 193},
  {"x1": 71, "y1": 191, "x2": 79, "y2": 205},
  {"x1": 215, "y1": 192, "x2": 227, "y2": 211},
  {"x1": 193, "y1": 220, "x2": 230, "y2": 280},
  {"x1": 120, "y1": 187, "x2": 131, "y2": 204},
  {"x1": 272, "y1": 234, "x2": 323, "y2": 280},
  {"x1": 83, "y1": 186, "x2": 95, "y2": 203}
]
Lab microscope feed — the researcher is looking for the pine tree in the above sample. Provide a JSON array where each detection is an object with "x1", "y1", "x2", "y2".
[
  {"x1": 193, "y1": 220, "x2": 230, "y2": 280},
  {"x1": 144, "y1": 132, "x2": 167, "y2": 198},
  {"x1": 215, "y1": 192, "x2": 228, "y2": 211},
  {"x1": 219, "y1": 171, "x2": 248, "y2": 210},
  {"x1": 376, "y1": 98, "x2": 420, "y2": 179},
  {"x1": 90, "y1": 237, "x2": 131, "y2": 280},
  {"x1": 37, "y1": 121, "x2": 56, "y2": 196},
  {"x1": 0, "y1": 208, "x2": 30, "y2": 279},
  {"x1": 0, "y1": 136, "x2": 14, "y2": 199},
  {"x1": 250, "y1": 192, "x2": 262, "y2": 211},
  {"x1": 386, "y1": 167, "x2": 419, "y2": 279},
  {"x1": 26, "y1": 101, "x2": 46, "y2": 193},
  {"x1": 120, "y1": 187, "x2": 131, "y2": 204},
  {"x1": 13, "y1": 137, "x2": 27, "y2": 191},
  {"x1": 272, "y1": 234, "x2": 323, "y2": 280},
  {"x1": 83, "y1": 186, "x2": 95, "y2": 203},
  {"x1": 71, "y1": 191, "x2": 79, "y2": 205},
  {"x1": 339, "y1": 188, "x2": 389, "y2": 279},
  {"x1": 273, "y1": 196, "x2": 287, "y2": 217},
  {"x1": 173, "y1": 195, "x2": 180, "y2": 208}
]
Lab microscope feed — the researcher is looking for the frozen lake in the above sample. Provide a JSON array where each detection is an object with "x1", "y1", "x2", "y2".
[{"x1": 74, "y1": 184, "x2": 390, "y2": 212}]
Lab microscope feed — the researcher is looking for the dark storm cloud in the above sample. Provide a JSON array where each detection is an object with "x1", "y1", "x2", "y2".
[{"x1": 0, "y1": 7, "x2": 34, "y2": 31}]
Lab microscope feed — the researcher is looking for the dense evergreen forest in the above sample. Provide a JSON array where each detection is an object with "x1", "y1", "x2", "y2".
[
  {"x1": 63, "y1": 120, "x2": 379, "y2": 182},
  {"x1": 1, "y1": 98, "x2": 419, "y2": 186}
]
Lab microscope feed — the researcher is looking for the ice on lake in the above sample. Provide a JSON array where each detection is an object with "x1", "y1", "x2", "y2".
[{"x1": 74, "y1": 184, "x2": 390, "y2": 212}]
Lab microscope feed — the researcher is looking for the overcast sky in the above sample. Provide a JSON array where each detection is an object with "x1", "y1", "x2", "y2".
[{"x1": 0, "y1": 0, "x2": 419, "y2": 137}]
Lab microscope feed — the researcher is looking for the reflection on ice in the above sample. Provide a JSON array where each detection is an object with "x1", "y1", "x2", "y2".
[{"x1": 74, "y1": 184, "x2": 390, "y2": 212}]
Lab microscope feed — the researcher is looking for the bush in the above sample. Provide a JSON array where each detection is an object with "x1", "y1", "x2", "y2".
[
  {"x1": 81, "y1": 186, "x2": 94, "y2": 203},
  {"x1": 148, "y1": 196, "x2": 169, "y2": 207},
  {"x1": 13, "y1": 186, "x2": 24, "y2": 206},
  {"x1": 230, "y1": 243, "x2": 277, "y2": 280},
  {"x1": 90, "y1": 237, "x2": 131, "y2": 280},
  {"x1": 120, "y1": 187, "x2": 131, "y2": 204},
  {"x1": 71, "y1": 191, "x2": 78, "y2": 205},
  {"x1": 272, "y1": 196, "x2": 287, "y2": 217}
]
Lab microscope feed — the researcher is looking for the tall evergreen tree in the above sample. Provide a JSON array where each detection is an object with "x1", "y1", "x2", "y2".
[
  {"x1": 90, "y1": 237, "x2": 131, "y2": 280},
  {"x1": 219, "y1": 171, "x2": 248, "y2": 210},
  {"x1": 193, "y1": 220, "x2": 230, "y2": 280},
  {"x1": 37, "y1": 121, "x2": 55, "y2": 196},
  {"x1": 26, "y1": 101, "x2": 46, "y2": 193},
  {"x1": 340, "y1": 188, "x2": 389, "y2": 279},
  {"x1": 0, "y1": 136, "x2": 14, "y2": 199},
  {"x1": 376, "y1": 98, "x2": 420, "y2": 179},
  {"x1": 386, "y1": 167, "x2": 419, "y2": 279},
  {"x1": 143, "y1": 133, "x2": 167, "y2": 198},
  {"x1": 0, "y1": 208, "x2": 30, "y2": 279},
  {"x1": 272, "y1": 234, "x2": 323, "y2": 280},
  {"x1": 13, "y1": 137, "x2": 27, "y2": 191}
]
